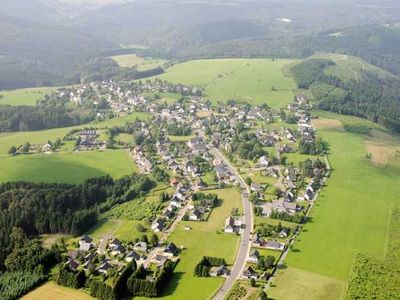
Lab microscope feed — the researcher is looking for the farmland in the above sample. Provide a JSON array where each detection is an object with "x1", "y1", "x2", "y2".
[
  {"x1": 269, "y1": 113, "x2": 400, "y2": 299},
  {"x1": 22, "y1": 282, "x2": 94, "y2": 300},
  {"x1": 157, "y1": 59, "x2": 297, "y2": 109},
  {"x1": 0, "y1": 150, "x2": 137, "y2": 183},
  {"x1": 0, "y1": 87, "x2": 56, "y2": 106}
]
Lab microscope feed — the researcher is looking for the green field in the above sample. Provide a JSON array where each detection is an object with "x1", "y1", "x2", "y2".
[
  {"x1": 270, "y1": 115, "x2": 400, "y2": 299},
  {"x1": 137, "y1": 188, "x2": 242, "y2": 300},
  {"x1": 0, "y1": 87, "x2": 56, "y2": 106},
  {"x1": 111, "y1": 54, "x2": 167, "y2": 71},
  {"x1": 22, "y1": 282, "x2": 93, "y2": 300},
  {"x1": 156, "y1": 59, "x2": 297, "y2": 109},
  {"x1": 0, "y1": 150, "x2": 137, "y2": 183}
]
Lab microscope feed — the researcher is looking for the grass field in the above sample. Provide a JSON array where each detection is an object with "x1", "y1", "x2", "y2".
[
  {"x1": 156, "y1": 59, "x2": 297, "y2": 109},
  {"x1": 111, "y1": 54, "x2": 167, "y2": 71},
  {"x1": 22, "y1": 282, "x2": 93, "y2": 300},
  {"x1": 0, "y1": 87, "x2": 56, "y2": 106},
  {"x1": 0, "y1": 150, "x2": 137, "y2": 183},
  {"x1": 137, "y1": 188, "x2": 242, "y2": 300},
  {"x1": 270, "y1": 115, "x2": 400, "y2": 298}
]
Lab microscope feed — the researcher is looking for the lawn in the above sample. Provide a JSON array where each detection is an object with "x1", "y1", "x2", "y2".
[
  {"x1": 86, "y1": 218, "x2": 144, "y2": 243},
  {"x1": 21, "y1": 282, "x2": 94, "y2": 300},
  {"x1": 111, "y1": 54, "x2": 167, "y2": 71},
  {"x1": 168, "y1": 135, "x2": 195, "y2": 142},
  {"x1": 156, "y1": 59, "x2": 297, "y2": 109},
  {"x1": 0, "y1": 87, "x2": 56, "y2": 106},
  {"x1": 137, "y1": 188, "x2": 242, "y2": 300},
  {"x1": 270, "y1": 115, "x2": 400, "y2": 298},
  {"x1": 0, "y1": 150, "x2": 137, "y2": 183}
]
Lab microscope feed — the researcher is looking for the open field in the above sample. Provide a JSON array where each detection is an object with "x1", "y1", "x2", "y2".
[
  {"x1": 311, "y1": 53, "x2": 391, "y2": 81},
  {"x1": 269, "y1": 267, "x2": 347, "y2": 300},
  {"x1": 0, "y1": 150, "x2": 137, "y2": 183},
  {"x1": 156, "y1": 59, "x2": 297, "y2": 109},
  {"x1": 0, "y1": 87, "x2": 56, "y2": 106},
  {"x1": 137, "y1": 188, "x2": 242, "y2": 300},
  {"x1": 111, "y1": 54, "x2": 167, "y2": 71},
  {"x1": 271, "y1": 114, "x2": 400, "y2": 298},
  {"x1": 22, "y1": 282, "x2": 94, "y2": 300}
]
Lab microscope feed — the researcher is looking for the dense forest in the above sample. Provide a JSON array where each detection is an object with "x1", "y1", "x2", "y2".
[{"x1": 292, "y1": 59, "x2": 400, "y2": 133}]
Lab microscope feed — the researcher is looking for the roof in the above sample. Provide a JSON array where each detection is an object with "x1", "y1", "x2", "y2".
[{"x1": 164, "y1": 242, "x2": 178, "y2": 254}]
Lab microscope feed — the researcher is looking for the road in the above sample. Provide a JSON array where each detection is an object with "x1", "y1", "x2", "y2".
[{"x1": 210, "y1": 147, "x2": 253, "y2": 300}]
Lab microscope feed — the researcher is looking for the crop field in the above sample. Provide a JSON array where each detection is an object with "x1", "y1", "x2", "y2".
[
  {"x1": 270, "y1": 115, "x2": 400, "y2": 299},
  {"x1": 136, "y1": 188, "x2": 242, "y2": 300},
  {"x1": 22, "y1": 282, "x2": 94, "y2": 300},
  {"x1": 0, "y1": 87, "x2": 56, "y2": 106},
  {"x1": 156, "y1": 59, "x2": 297, "y2": 109},
  {"x1": 0, "y1": 150, "x2": 137, "y2": 183},
  {"x1": 111, "y1": 54, "x2": 167, "y2": 71}
]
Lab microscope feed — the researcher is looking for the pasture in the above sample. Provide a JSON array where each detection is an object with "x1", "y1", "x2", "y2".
[
  {"x1": 270, "y1": 114, "x2": 400, "y2": 298},
  {"x1": 111, "y1": 54, "x2": 167, "y2": 71},
  {"x1": 0, "y1": 87, "x2": 56, "y2": 106},
  {"x1": 136, "y1": 188, "x2": 242, "y2": 300},
  {"x1": 21, "y1": 282, "x2": 94, "y2": 300},
  {"x1": 0, "y1": 150, "x2": 137, "y2": 183},
  {"x1": 156, "y1": 59, "x2": 297, "y2": 109}
]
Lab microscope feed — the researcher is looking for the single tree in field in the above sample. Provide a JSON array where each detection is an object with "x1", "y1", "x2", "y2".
[
  {"x1": 250, "y1": 277, "x2": 256, "y2": 287},
  {"x1": 245, "y1": 177, "x2": 252, "y2": 186},
  {"x1": 8, "y1": 146, "x2": 17, "y2": 156},
  {"x1": 259, "y1": 290, "x2": 268, "y2": 300}
]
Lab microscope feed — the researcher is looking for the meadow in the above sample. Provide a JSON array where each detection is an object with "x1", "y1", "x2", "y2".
[
  {"x1": 269, "y1": 114, "x2": 400, "y2": 299},
  {"x1": 21, "y1": 282, "x2": 94, "y2": 300},
  {"x1": 156, "y1": 59, "x2": 298, "y2": 109},
  {"x1": 111, "y1": 54, "x2": 167, "y2": 71},
  {"x1": 0, "y1": 150, "x2": 137, "y2": 183},
  {"x1": 0, "y1": 87, "x2": 56, "y2": 106},
  {"x1": 137, "y1": 188, "x2": 242, "y2": 300}
]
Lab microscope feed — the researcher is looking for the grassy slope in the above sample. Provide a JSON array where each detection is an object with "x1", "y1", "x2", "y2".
[
  {"x1": 111, "y1": 54, "x2": 167, "y2": 71},
  {"x1": 0, "y1": 87, "x2": 56, "y2": 106},
  {"x1": 270, "y1": 115, "x2": 400, "y2": 299},
  {"x1": 137, "y1": 188, "x2": 242, "y2": 300},
  {"x1": 157, "y1": 59, "x2": 297, "y2": 109},
  {"x1": 0, "y1": 150, "x2": 137, "y2": 183},
  {"x1": 21, "y1": 282, "x2": 94, "y2": 300}
]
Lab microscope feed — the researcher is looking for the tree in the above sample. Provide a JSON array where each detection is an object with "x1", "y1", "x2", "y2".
[
  {"x1": 136, "y1": 223, "x2": 146, "y2": 233},
  {"x1": 8, "y1": 146, "x2": 17, "y2": 156},
  {"x1": 250, "y1": 278, "x2": 256, "y2": 287},
  {"x1": 245, "y1": 177, "x2": 252, "y2": 186},
  {"x1": 259, "y1": 290, "x2": 268, "y2": 300},
  {"x1": 21, "y1": 142, "x2": 30, "y2": 153},
  {"x1": 150, "y1": 233, "x2": 159, "y2": 247}
]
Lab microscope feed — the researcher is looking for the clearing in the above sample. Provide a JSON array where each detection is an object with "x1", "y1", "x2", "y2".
[
  {"x1": 111, "y1": 54, "x2": 167, "y2": 71},
  {"x1": 156, "y1": 59, "x2": 297, "y2": 109}
]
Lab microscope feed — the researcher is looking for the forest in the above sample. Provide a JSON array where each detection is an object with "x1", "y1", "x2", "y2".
[{"x1": 292, "y1": 59, "x2": 400, "y2": 134}]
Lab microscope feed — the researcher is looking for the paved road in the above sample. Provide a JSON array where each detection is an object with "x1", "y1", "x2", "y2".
[{"x1": 211, "y1": 148, "x2": 253, "y2": 300}]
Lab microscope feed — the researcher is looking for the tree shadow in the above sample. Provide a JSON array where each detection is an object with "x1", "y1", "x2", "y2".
[{"x1": 162, "y1": 271, "x2": 185, "y2": 296}]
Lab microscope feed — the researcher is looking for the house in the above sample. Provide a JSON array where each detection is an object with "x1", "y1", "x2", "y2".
[
  {"x1": 170, "y1": 178, "x2": 179, "y2": 187},
  {"x1": 170, "y1": 195, "x2": 184, "y2": 208},
  {"x1": 163, "y1": 243, "x2": 178, "y2": 257},
  {"x1": 279, "y1": 229, "x2": 289, "y2": 238},
  {"x1": 242, "y1": 266, "x2": 258, "y2": 279},
  {"x1": 110, "y1": 244, "x2": 126, "y2": 256},
  {"x1": 67, "y1": 250, "x2": 78, "y2": 260},
  {"x1": 210, "y1": 265, "x2": 230, "y2": 277},
  {"x1": 125, "y1": 251, "x2": 141, "y2": 263},
  {"x1": 66, "y1": 259, "x2": 79, "y2": 271},
  {"x1": 215, "y1": 165, "x2": 231, "y2": 182},
  {"x1": 79, "y1": 235, "x2": 94, "y2": 252},
  {"x1": 133, "y1": 241, "x2": 148, "y2": 252},
  {"x1": 265, "y1": 241, "x2": 285, "y2": 251},
  {"x1": 97, "y1": 260, "x2": 113, "y2": 274},
  {"x1": 224, "y1": 216, "x2": 242, "y2": 234},
  {"x1": 109, "y1": 238, "x2": 122, "y2": 249},
  {"x1": 154, "y1": 255, "x2": 168, "y2": 267},
  {"x1": 251, "y1": 183, "x2": 263, "y2": 195},
  {"x1": 252, "y1": 233, "x2": 264, "y2": 247},
  {"x1": 258, "y1": 156, "x2": 270, "y2": 168},
  {"x1": 189, "y1": 208, "x2": 203, "y2": 221},
  {"x1": 248, "y1": 249, "x2": 260, "y2": 263},
  {"x1": 152, "y1": 218, "x2": 164, "y2": 232}
]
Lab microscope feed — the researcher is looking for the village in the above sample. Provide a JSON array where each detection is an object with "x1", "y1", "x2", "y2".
[{"x1": 59, "y1": 77, "x2": 329, "y2": 291}]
